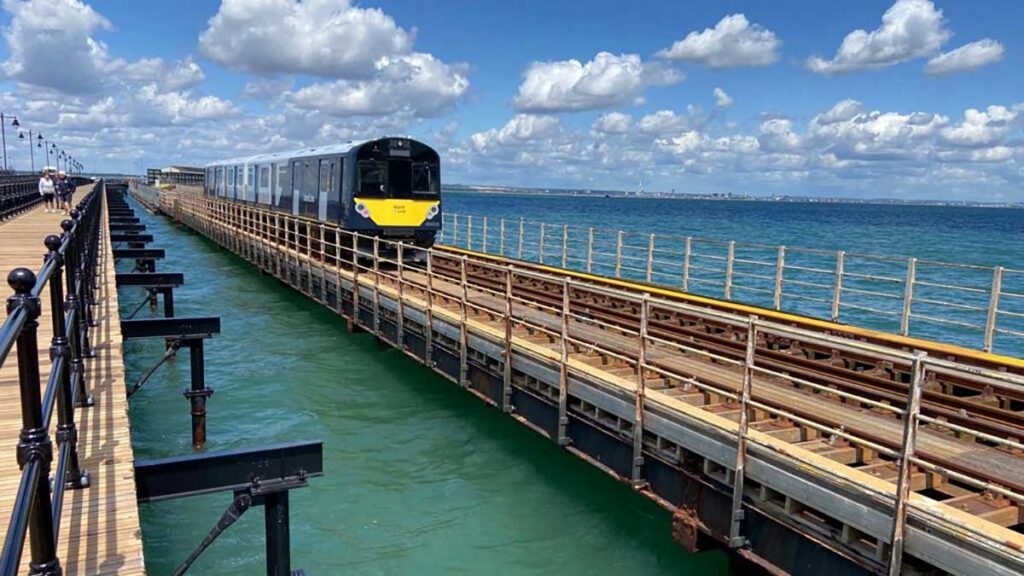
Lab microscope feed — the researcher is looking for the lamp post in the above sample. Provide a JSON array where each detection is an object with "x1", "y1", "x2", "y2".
[
  {"x1": 0, "y1": 113, "x2": 18, "y2": 171},
  {"x1": 18, "y1": 130, "x2": 36, "y2": 172}
]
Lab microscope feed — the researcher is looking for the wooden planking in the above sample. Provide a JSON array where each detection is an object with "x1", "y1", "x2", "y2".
[{"x1": 0, "y1": 195, "x2": 145, "y2": 575}]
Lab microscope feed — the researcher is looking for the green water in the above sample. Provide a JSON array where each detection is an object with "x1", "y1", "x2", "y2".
[{"x1": 119, "y1": 203, "x2": 729, "y2": 574}]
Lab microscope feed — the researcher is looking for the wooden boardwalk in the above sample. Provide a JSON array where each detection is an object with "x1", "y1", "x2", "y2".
[{"x1": 0, "y1": 196, "x2": 145, "y2": 574}]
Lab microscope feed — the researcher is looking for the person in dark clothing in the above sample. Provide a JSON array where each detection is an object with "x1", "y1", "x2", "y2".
[{"x1": 56, "y1": 170, "x2": 73, "y2": 214}]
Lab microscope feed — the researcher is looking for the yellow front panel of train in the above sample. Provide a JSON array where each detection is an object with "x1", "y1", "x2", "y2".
[{"x1": 355, "y1": 198, "x2": 439, "y2": 227}]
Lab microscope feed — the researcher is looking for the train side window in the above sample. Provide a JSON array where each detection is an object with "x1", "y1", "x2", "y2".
[{"x1": 357, "y1": 160, "x2": 386, "y2": 198}]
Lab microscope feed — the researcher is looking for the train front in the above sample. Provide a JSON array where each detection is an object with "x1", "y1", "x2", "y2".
[{"x1": 349, "y1": 137, "x2": 442, "y2": 247}]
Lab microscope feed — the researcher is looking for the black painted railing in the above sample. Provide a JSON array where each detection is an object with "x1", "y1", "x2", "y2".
[
  {"x1": 0, "y1": 176, "x2": 40, "y2": 221},
  {"x1": 0, "y1": 181, "x2": 103, "y2": 575},
  {"x1": 0, "y1": 176, "x2": 96, "y2": 221}
]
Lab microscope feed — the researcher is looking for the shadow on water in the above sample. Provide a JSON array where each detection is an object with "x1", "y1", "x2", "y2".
[{"x1": 120, "y1": 202, "x2": 731, "y2": 575}]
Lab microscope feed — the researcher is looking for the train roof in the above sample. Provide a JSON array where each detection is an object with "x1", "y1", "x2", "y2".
[{"x1": 203, "y1": 137, "x2": 433, "y2": 169}]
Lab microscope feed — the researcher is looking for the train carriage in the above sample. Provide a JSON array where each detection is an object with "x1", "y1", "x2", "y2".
[{"x1": 204, "y1": 137, "x2": 441, "y2": 247}]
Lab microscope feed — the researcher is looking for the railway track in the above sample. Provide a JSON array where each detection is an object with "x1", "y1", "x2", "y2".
[
  {"x1": 431, "y1": 248, "x2": 1024, "y2": 442},
  {"x1": 407, "y1": 249, "x2": 1024, "y2": 518}
]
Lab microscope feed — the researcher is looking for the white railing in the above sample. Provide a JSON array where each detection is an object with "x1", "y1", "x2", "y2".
[{"x1": 439, "y1": 213, "x2": 1024, "y2": 356}]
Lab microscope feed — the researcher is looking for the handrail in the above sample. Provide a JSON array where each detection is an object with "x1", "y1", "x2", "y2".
[
  {"x1": 0, "y1": 176, "x2": 40, "y2": 221},
  {"x1": 440, "y1": 212, "x2": 1023, "y2": 355},
  {"x1": 0, "y1": 181, "x2": 102, "y2": 576}
]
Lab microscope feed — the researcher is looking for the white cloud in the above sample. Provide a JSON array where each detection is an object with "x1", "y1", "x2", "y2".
[
  {"x1": 452, "y1": 99, "x2": 1024, "y2": 200},
  {"x1": 925, "y1": 38, "x2": 1004, "y2": 75},
  {"x1": 1, "y1": 0, "x2": 113, "y2": 93},
  {"x1": 241, "y1": 78, "x2": 294, "y2": 100},
  {"x1": 806, "y1": 0, "x2": 950, "y2": 74},
  {"x1": 713, "y1": 87, "x2": 733, "y2": 108},
  {"x1": 940, "y1": 106, "x2": 1017, "y2": 147},
  {"x1": 512, "y1": 52, "x2": 683, "y2": 113},
  {"x1": 288, "y1": 53, "x2": 468, "y2": 118},
  {"x1": 198, "y1": 0, "x2": 414, "y2": 78},
  {"x1": 118, "y1": 57, "x2": 206, "y2": 92},
  {"x1": 593, "y1": 112, "x2": 632, "y2": 135},
  {"x1": 470, "y1": 114, "x2": 562, "y2": 152},
  {"x1": 656, "y1": 14, "x2": 779, "y2": 68},
  {"x1": 815, "y1": 99, "x2": 865, "y2": 125},
  {"x1": 637, "y1": 110, "x2": 692, "y2": 135}
]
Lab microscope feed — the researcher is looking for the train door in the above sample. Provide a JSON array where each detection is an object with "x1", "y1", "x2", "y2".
[
  {"x1": 318, "y1": 158, "x2": 340, "y2": 221},
  {"x1": 258, "y1": 165, "x2": 271, "y2": 204},
  {"x1": 298, "y1": 158, "x2": 318, "y2": 218}
]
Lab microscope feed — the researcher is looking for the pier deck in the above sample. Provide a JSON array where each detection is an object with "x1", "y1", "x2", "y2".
[{"x1": 0, "y1": 198, "x2": 144, "y2": 574}]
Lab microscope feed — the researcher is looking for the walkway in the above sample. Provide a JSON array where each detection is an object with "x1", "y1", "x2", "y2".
[{"x1": 0, "y1": 196, "x2": 145, "y2": 574}]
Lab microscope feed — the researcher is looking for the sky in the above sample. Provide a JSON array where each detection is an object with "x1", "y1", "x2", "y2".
[{"x1": 0, "y1": 0, "x2": 1021, "y2": 201}]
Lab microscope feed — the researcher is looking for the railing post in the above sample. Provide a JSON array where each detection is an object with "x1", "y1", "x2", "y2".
[
  {"x1": 451, "y1": 214, "x2": 459, "y2": 247},
  {"x1": 773, "y1": 246, "x2": 786, "y2": 310},
  {"x1": 887, "y1": 353, "x2": 927, "y2": 576},
  {"x1": 586, "y1": 227, "x2": 594, "y2": 273},
  {"x1": 561, "y1": 225, "x2": 568, "y2": 269},
  {"x1": 45, "y1": 235, "x2": 88, "y2": 491},
  {"x1": 557, "y1": 278, "x2": 570, "y2": 445},
  {"x1": 646, "y1": 234, "x2": 655, "y2": 283},
  {"x1": 499, "y1": 219, "x2": 505, "y2": 257},
  {"x1": 983, "y1": 267, "x2": 1003, "y2": 353},
  {"x1": 517, "y1": 217, "x2": 525, "y2": 260},
  {"x1": 729, "y1": 315, "x2": 757, "y2": 549},
  {"x1": 682, "y1": 237, "x2": 691, "y2": 292},
  {"x1": 466, "y1": 215, "x2": 473, "y2": 251},
  {"x1": 539, "y1": 222, "x2": 546, "y2": 264},
  {"x1": 61, "y1": 219, "x2": 93, "y2": 407},
  {"x1": 615, "y1": 231, "x2": 623, "y2": 279},
  {"x1": 831, "y1": 251, "x2": 845, "y2": 322},
  {"x1": 482, "y1": 216, "x2": 488, "y2": 253},
  {"x1": 459, "y1": 256, "x2": 469, "y2": 388},
  {"x1": 632, "y1": 295, "x2": 649, "y2": 486},
  {"x1": 350, "y1": 233, "x2": 360, "y2": 331},
  {"x1": 396, "y1": 242, "x2": 405, "y2": 350},
  {"x1": 425, "y1": 251, "x2": 435, "y2": 367},
  {"x1": 372, "y1": 237, "x2": 381, "y2": 336},
  {"x1": 900, "y1": 258, "x2": 917, "y2": 336},
  {"x1": 502, "y1": 267, "x2": 514, "y2": 413},
  {"x1": 724, "y1": 241, "x2": 736, "y2": 300},
  {"x1": 6, "y1": 268, "x2": 61, "y2": 576}
]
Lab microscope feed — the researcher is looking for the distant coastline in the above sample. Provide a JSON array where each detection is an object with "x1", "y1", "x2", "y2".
[{"x1": 444, "y1": 184, "x2": 1023, "y2": 209}]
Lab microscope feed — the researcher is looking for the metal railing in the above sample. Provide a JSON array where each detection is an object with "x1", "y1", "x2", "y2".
[
  {"x1": 440, "y1": 213, "x2": 1024, "y2": 355},
  {"x1": 162, "y1": 192, "x2": 1024, "y2": 574},
  {"x1": 0, "y1": 183, "x2": 102, "y2": 575},
  {"x1": 0, "y1": 176, "x2": 42, "y2": 221}
]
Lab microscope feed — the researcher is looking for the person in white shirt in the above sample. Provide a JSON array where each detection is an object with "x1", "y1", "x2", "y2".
[{"x1": 38, "y1": 171, "x2": 55, "y2": 213}]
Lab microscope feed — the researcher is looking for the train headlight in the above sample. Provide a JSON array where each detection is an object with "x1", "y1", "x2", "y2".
[
  {"x1": 426, "y1": 205, "x2": 439, "y2": 219},
  {"x1": 356, "y1": 202, "x2": 371, "y2": 218}
]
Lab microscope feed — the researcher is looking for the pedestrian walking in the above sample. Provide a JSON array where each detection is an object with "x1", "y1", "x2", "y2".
[
  {"x1": 56, "y1": 170, "x2": 73, "y2": 214},
  {"x1": 38, "y1": 170, "x2": 56, "y2": 213}
]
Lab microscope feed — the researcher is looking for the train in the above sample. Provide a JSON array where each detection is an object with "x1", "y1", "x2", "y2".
[{"x1": 203, "y1": 137, "x2": 442, "y2": 247}]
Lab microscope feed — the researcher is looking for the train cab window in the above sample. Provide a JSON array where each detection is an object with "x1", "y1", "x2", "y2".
[
  {"x1": 357, "y1": 161, "x2": 387, "y2": 198},
  {"x1": 260, "y1": 166, "x2": 270, "y2": 188},
  {"x1": 388, "y1": 159, "x2": 413, "y2": 199},
  {"x1": 412, "y1": 163, "x2": 439, "y2": 196}
]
